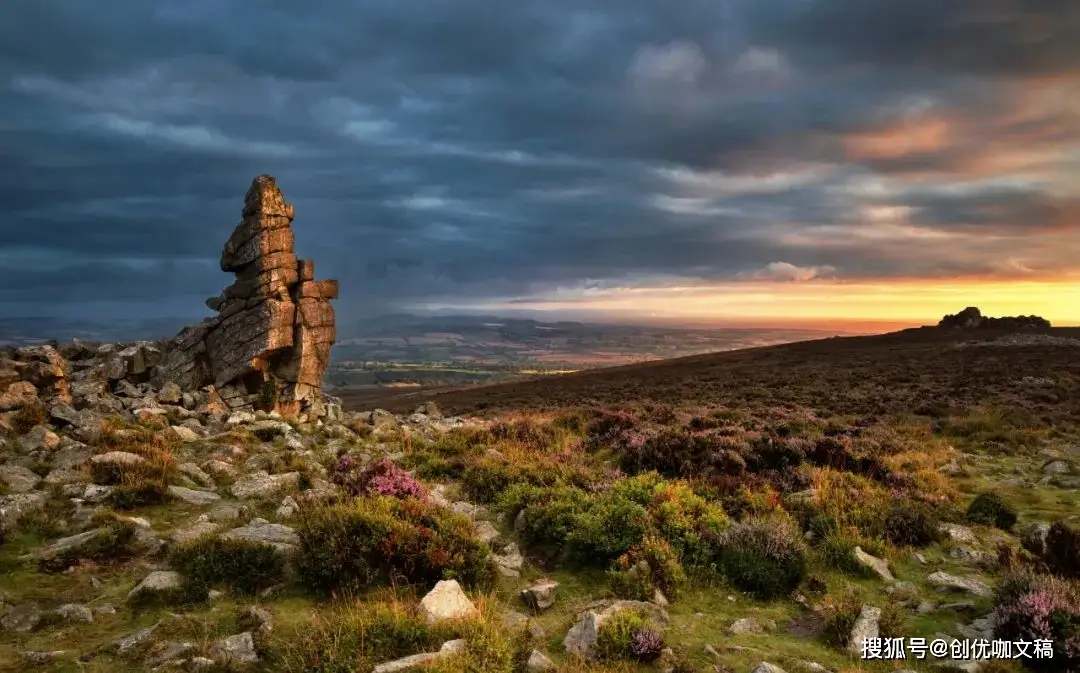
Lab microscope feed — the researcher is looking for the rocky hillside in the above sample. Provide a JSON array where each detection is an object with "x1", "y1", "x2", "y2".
[{"x1": 2, "y1": 328, "x2": 1080, "y2": 673}]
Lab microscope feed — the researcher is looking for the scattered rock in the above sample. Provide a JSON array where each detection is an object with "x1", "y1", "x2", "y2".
[
  {"x1": 728, "y1": 617, "x2": 776, "y2": 635},
  {"x1": 847, "y1": 605, "x2": 882, "y2": 656},
  {"x1": 127, "y1": 570, "x2": 183, "y2": 602},
  {"x1": 853, "y1": 546, "x2": 894, "y2": 582},
  {"x1": 474, "y1": 520, "x2": 499, "y2": 544},
  {"x1": 927, "y1": 572, "x2": 993, "y2": 598},
  {"x1": 1, "y1": 603, "x2": 42, "y2": 632},
  {"x1": 938, "y1": 523, "x2": 978, "y2": 545},
  {"x1": 418, "y1": 580, "x2": 478, "y2": 625},
  {"x1": 750, "y1": 664, "x2": 788, "y2": 673},
  {"x1": 221, "y1": 519, "x2": 298, "y2": 550},
  {"x1": 145, "y1": 641, "x2": 196, "y2": 668},
  {"x1": 230, "y1": 470, "x2": 299, "y2": 499},
  {"x1": 209, "y1": 632, "x2": 258, "y2": 665},
  {"x1": 525, "y1": 649, "x2": 556, "y2": 672},
  {"x1": 521, "y1": 579, "x2": 559, "y2": 612},
  {"x1": 492, "y1": 541, "x2": 524, "y2": 577},
  {"x1": 167, "y1": 485, "x2": 221, "y2": 506},
  {"x1": 114, "y1": 624, "x2": 160, "y2": 654},
  {"x1": 372, "y1": 639, "x2": 465, "y2": 673},
  {"x1": 55, "y1": 603, "x2": 93, "y2": 624},
  {"x1": 1044, "y1": 460, "x2": 1071, "y2": 475},
  {"x1": 0, "y1": 464, "x2": 41, "y2": 493}
]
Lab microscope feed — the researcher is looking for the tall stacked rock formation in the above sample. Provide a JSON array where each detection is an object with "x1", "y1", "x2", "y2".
[{"x1": 155, "y1": 176, "x2": 338, "y2": 419}]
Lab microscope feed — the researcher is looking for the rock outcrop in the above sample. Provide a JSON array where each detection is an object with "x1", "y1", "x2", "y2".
[
  {"x1": 153, "y1": 175, "x2": 338, "y2": 419},
  {"x1": 937, "y1": 307, "x2": 1050, "y2": 330}
]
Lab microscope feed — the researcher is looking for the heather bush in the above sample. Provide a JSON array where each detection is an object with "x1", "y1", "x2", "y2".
[
  {"x1": 296, "y1": 496, "x2": 494, "y2": 594},
  {"x1": 110, "y1": 478, "x2": 171, "y2": 509},
  {"x1": 717, "y1": 515, "x2": 807, "y2": 599},
  {"x1": 169, "y1": 535, "x2": 286, "y2": 597},
  {"x1": 992, "y1": 572, "x2": 1080, "y2": 671},
  {"x1": 629, "y1": 628, "x2": 665, "y2": 662},
  {"x1": 595, "y1": 608, "x2": 655, "y2": 662},
  {"x1": 967, "y1": 492, "x2": 1018, "y2": 531},
  {"x1": 330, "y1": 455, "x2": 427, "y2": 499},
  {"x1": 883, "y1": 502, "x2": 942, "y2": 547},
  {"x1": 610, "y1": 535, "x2": 687, "y2": 601},
  {"x1": 1045, "y1": 520, "x2": 1080, "y2": 579}
]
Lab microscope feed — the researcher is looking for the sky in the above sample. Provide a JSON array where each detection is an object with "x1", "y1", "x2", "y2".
[{"x1": 2, "y1": 0, "x2": 1080, "y2": 331}]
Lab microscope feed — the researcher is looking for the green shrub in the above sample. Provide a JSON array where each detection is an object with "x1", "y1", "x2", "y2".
[
  {"x1": 38, "y1": 522, "x2": 139, "y2": 573},
  {"x1": 169, "y1": 535, "x2": 286, "y2": 597},
  {"x1": 11, "y1": 401, "x2": 47, "y2": 433},
  {"x1": 296, "y1": 496, "x2": 494, "y2": 595},
  {"x1": 111, "y1": 479, "x2": 171, "y2": 509},
  {"x1": 967, "y1": 492, "x2": 1018, "y2": 531},
  {"x1": 595, "y1": 608, "x2": 650, "y2": 662},
  {"x1": 821, "y1": 589, "x2": 864, "y2": 648},
  {"x1": 610, "y1": 535, "x2": 687, "y2": 601},
  {"x1": 883, "y1": 502, "x2": 942, "y2": 547},
  {"x1": 504, "y1": 484, "x2": 591, "y2": 552},
  {"x1": 717, "y1": 516, "x2": 806, "y2": 599},
  {"x1": 819, "y1": 527, "x2": 874, "y2": 576},
  {"x1": 646, "y1": 481, "x2": 729, "y2": 568},
  {"x1": 566, "y1": 491, "x2": 649, "y2": 565},
  {"x1": 423, "y1": 614, "x2": 529, "y2": 673},
  {"x1": 1045, "y1": 520, "x2": 1080, "y2": 579},
  {"x1": 270, "y1": 600, "x2": 450, "y2": 673}
]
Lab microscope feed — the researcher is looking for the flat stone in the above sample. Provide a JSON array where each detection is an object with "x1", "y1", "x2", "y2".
[
  {"x1": 170, "y1": 519, "x2": 222, "y2": 545},
  {"x1": 127, "y1": 570, "x2": 183, "y2": 602},
  {"x1": 927, "y1": 572, "x2": 993, "y2": 598},
  {"x1": 0, "y1": 465, "x2": 41, "y2": 493},
  {"x1": 145, "y1": 641, "x2": 195, "y2": 668},
  {"x1": 525, "y1": 649, "x2": 555, "y2": 672},
  {"x1": 854, "y1": 546, "x2": 895, "y2": 582},
  {"x1": 521, "y1": 579, "x2": 559, "y2": 612},
  {"x1": 114, "y1": 624, "x2": 159, "y2": 654},
  {"x1": 221, "y1": 519, "x2": 298, "y2": 549},
  {"x1": 168, "y1": 485, "x2": 221, "y2": 506},
  {"x1": 372, "y1": 640, "x2": 465, "y2": 673},
  {"x1": 1, "y1": 603, "x2": 42, "y2": 632},
  {"x1": 209, "y1": 632, "x2": 258, "y2": 665},
  {"x1": 230, "y1": 470, "x2": 299, "y2": 499},
  {"x1": 55, "y1": 603, "x2": 93, "y2": 624}
]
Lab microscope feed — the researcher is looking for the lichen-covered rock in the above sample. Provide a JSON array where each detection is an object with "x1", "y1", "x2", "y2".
[{"x1": 209, "y1": 632, "x2": 258, "y2": 665}]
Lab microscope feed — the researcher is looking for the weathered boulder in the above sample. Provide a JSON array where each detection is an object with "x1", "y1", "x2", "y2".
[{"x1": 419, "y1": 580, "x2": 478, "y2": 625}]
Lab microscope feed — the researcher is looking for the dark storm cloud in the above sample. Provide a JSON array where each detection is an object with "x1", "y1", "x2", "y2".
[{"x1": 1, "y1": 0, "x2": 1078, "y2": 320}]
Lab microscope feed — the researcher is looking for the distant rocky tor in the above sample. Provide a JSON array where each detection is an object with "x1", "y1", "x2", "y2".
[
  {"x1": 937, "y1": 306, "x2": 1050, "y2": 330},
  {"x1": 0, "y1": 175, "x2": 341, "y2": 426}
]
